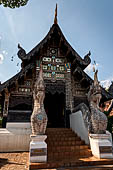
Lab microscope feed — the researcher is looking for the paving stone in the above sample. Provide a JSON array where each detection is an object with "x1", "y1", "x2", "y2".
[{"x1": 0, "y1": 152, "x2": 29, "y2": 170}]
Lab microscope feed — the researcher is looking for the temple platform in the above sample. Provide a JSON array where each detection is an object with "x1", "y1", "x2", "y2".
[{"x1": 0, "y1": 123, "x2": 31, "y2": 152}]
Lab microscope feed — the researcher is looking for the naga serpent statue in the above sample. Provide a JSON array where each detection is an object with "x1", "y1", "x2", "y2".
[
  {"x1": 73, "y1": 70, "x2": 108, "y2": 134},
  {"x1": 31, "y1": 64, "x2": 48, "y2": 135}
]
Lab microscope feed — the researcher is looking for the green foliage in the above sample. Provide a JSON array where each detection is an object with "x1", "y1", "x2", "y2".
[{"x1": 0, "y1": 0, "x2": 29, "y2": 8}]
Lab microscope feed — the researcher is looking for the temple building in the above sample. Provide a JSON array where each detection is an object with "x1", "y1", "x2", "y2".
[{"x1": 0, "y1": 6, "x2": 112, "y2": 128}]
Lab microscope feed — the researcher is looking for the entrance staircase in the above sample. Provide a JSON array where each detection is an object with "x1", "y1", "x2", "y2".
[
  {"x1": 29, "y1": 128, "x2": 113, "y2": 169},
  {"x1": 46, "y1": 128, "x2": 91, "y2": 161}
]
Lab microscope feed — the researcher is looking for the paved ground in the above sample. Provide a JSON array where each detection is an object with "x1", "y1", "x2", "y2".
[
  {"x1": 0, "y1": 152, "x2": 113, "y2": 170},
  {"x1": 40, "y1": 166, "x2": 113, "y2": 170},
  {"x1": 0, "y1": 152, "x2": 29, "y2": 170},
  {"x1": 56, "y1": 166, "x2": 113, "y2": 169}
]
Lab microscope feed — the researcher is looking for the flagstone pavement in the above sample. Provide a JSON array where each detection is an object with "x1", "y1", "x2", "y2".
[
  {"x1": 0, "y1": 152, "x2": 28, "y2": 170},
  {"x1": 0, "y1": 152, "x2": 113, "y2": 170}
]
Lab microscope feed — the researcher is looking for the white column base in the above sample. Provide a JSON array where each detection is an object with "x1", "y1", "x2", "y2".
[
  {"x1": 29, "y1": 135, "x2": 47, "y2": 163},
  {"x1": 89, "y1": 132, "x2": 113, "y2": 159}
]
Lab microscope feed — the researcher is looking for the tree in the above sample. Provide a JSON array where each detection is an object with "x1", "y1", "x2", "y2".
[{"x1": 0, "y1": 0, "x2": 29, "y2": 8}]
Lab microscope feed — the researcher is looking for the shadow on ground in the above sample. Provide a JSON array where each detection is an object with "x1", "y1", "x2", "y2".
[
  {"x1": 0, "y1": 158, "x2": 25, "y2": 169},
  {"x1": 0, "y1": 158, "x2": 8, "y2": 168}
]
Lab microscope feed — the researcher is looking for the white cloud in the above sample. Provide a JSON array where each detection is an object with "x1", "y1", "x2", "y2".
[
  {"x1": 2, "y1": 50, "x2": 6, "y2": 54},
  {"x1": 2, "y1": 50, "x2": 8, "y2": 55},
  {"x1": 100, "y1": 78, "x2": 113, "y2": 89},
  {"x1": 0, "y1": 54, "x2": 4, "y2": 64}
]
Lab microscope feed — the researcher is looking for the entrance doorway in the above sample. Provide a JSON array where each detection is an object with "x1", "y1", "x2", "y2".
[{"x1": 44, "y1": 92, "x2": 65, "y2": 128}]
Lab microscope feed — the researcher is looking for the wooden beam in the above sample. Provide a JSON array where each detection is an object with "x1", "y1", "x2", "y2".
[
  {"x1": 59, "y1": 37, "x2": 63, "y2": 47},
  {"x1": 80, "y1": 77, "x2": 85, "y2": 84},
  {"x1": 65, "y1": 49, "x2": 70, "y2": 57},
  {"x1": 15, "y1": 80, "x2": 19, "y2": 92}
]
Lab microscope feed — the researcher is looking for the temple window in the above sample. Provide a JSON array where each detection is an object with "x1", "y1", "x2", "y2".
[
  {"x1": 43, "y1": 73, "x2": 51, "y2": 78},
  {"x1": 49, "y1": 48, "x2": 57, "y2": 56},
  {"x1": 56, "y1": 73, "x2": 64, "y2": 79},
  {"x1": 56, "y1": 58, "x2": 62, "y2": 63},
  {"x1": 43, "y1": 57, "x2": 51, "y2": 62},
  {"x1": 25, "y1": 81, "x2": 31, "y2": 86},
  {"x1": 41, "y1": 48, "x2": 70, "y2": 80},
  {"x1": 59, "y1": 66, "x2": 64, "y2": 71},
  {"x1": 19, "y1": 88, "x2": 31, "y2": 92},
  {"x1": 43, "y1": 65, "x2": 48, "y2": 70}
]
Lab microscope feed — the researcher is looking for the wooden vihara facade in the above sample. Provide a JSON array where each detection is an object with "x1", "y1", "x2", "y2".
[{"x1": 0, "y1": 22, "x2": 112, "y2": 128}]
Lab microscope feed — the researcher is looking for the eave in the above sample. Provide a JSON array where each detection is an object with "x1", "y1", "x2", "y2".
[
  {"x1": 73, "y1": 66, "x2": 113, "y2": 101},
  {"x1": 0, "y1": 63, "x2": 34, "y2": 93}
]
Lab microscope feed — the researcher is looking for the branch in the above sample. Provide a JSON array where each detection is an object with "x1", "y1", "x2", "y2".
[{"x1": 0, "y1": 0, "x2": 29, "y2": 8}]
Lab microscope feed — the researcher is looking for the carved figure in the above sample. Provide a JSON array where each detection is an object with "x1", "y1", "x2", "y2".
[
  {"x1": 88, "y1": 70, "x2": 108, "y2": 133},
  {"x1": 31, "y1": 65, "x2": 48, "y2": 135},
  {"x1": 17, "y1": 43, "x2": 27, "y2": 60},
  {"x1": 84, "y1": 51, "x2": 91, "y2": 64},
  {"x1": 73, "y1": 70, "x2": 108, "y2": 134}
]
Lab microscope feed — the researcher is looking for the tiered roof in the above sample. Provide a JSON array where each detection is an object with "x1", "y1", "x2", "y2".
[{"x1": 0, "y1": 7, "x2": 112, "y2": 101}]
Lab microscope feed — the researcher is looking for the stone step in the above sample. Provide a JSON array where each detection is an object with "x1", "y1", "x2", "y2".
[
  {"x1": 29, "y1": 128, "x2": 92, "y2": 169},
  {"x1": 47, "y1": 140, "x2": 85, "y2": 146},
  {"x1": 46, "y1": 136, "x2": 81, "y2": 142},
  {"x1": 48, "y1": 149, "x2": 92, "y2": 160},
  {"x1": 29, "y1": 158, "x2": 113, "y2": 170},
  {"x1": 46, "y1": 133, "x2": 77, "y2": 137},
  {"x1": 46, "y1": 132, "x2": 76, "y2": 136},
  {"x1": 46, "y1": 129, "x2": 73, "y2": 134},
  {"x1": 47, "y1": 145, "x2": 89, "y2": 153},
  {"x1": 46, "y1": 129, "x2": 74, "y2": 132},
  {"x1": 46, "y1": 128, "x2": 71, "y2": 131}
]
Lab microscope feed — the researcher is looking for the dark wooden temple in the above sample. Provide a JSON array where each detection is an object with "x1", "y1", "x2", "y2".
[{"x1": 0, "y1": 9, "x2": 112, "y2": 128}]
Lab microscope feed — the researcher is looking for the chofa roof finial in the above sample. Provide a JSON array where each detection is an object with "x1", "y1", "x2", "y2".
[
  {"x1": 92, "y1": 60, "x2": 99, "y2": 86},
  {"x1": 54, "y1": 4, "x2": 58, "y2": 24}
]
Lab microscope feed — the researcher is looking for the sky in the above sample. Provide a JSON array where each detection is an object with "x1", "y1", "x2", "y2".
[{"x1": 0, "y1": 0, "x2": 113, "y2": 88}]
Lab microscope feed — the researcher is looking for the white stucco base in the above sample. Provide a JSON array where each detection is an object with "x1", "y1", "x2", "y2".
[
  {"x1": 0, "y1": 123, "x2": 31, "y2": 152},
  {"x1": 70, "y1": 110, "x2": 89, "y2": 144},
  {"x1": 89, "y1": 132, "x2": 113, "y2": 159},
  {"x1": 29, "y1": 135, "x2": 47, "y2": 163}
]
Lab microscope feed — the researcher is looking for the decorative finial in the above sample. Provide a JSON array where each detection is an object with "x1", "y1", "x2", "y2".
[
  {"x1": 94, "y1": 69, "x2": 99, "y2": 86},
  {"x1": 93, "y1": 60, "x2": 96, "y2": 73},
  {"x1": 17, "y1": 43, "x2": 26, "y2": 60},
  {"x1": 54, "y1": 4, "x2": 57, "y2": 24}
]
